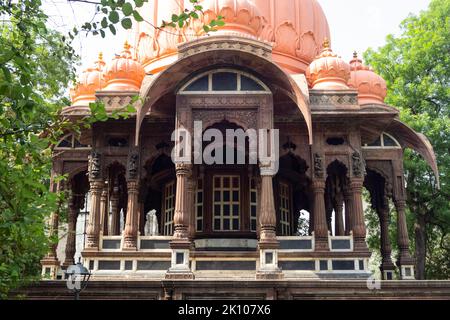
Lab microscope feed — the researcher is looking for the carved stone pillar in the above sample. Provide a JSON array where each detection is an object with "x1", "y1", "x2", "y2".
[
  {"x1": 334, "y1": 194, "x2": 345, "y2": 236},
  {"x1": 63, "y1": 199, "x2": 79, "y2": 268},
  {"x1": 256, "y1": 165, "x2": 282, "y2": 280},
  {"x1": 123, "y1": 150, "x2": 140, "y2": 250},
  {"x1": 344, "y1": 189, "x2": 353, "y2": 236},
  {"x1": 86, "y1": 181, "x2": 103, "y2": 250},
  {"x1": 258, "y1": 172, "x2": 278, "y2": 247},
  {"x1": 100, "y1": 188, "x2": 108, "y2": 236},
  {"x1": 395, "y1": 199, "x2": 415, "y2": 279},
  {"x1": 123, "y1": 180, "x2": 139, "y2": 250},
  {"x1": 166, "y1": 163, "x2": 194, "y2": 280},
  {"x1": 173, "y1": 164, "x2": 191, "y2": 241},
  {"x1": 187, "y1": 175, "x2": 196, "y2": 240},
  {"x1": 312, "y1": 179, "x2": 329, "y2": 250},
  {"x1": 349, "y1": 179, "x2": 368, "y2": 251},
  {"x1": 377, "y1": 202, "x2": 395, "y2": 280},
  {"x1": 109, "y1": 186, "x2": 120, "y2": 236}
]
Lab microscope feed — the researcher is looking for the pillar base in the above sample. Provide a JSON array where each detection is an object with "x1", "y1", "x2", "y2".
[
  {"x1": 353, "y1": 237, "x2": 369, "y2": 253},
  {"x1": 314, "y1": 237, "x2": 329, "y2": 251},
  {"x1": 397, "y1": 257, "x2": 415, "y2": 280},
  {"x1": 40, "y1": 256, "x2": 60, "y2": 280},
  {"x1": 380, "y1": 261, "x2": 396, "y2": 280},
  {"x1": 166, "y1": 246, "x2": 194, "y2": 280}
]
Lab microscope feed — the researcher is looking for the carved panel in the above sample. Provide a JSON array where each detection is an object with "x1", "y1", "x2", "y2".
[
  {"x1": 192, "y1": 109, "x2": 258, "y2": 130},
  {"x1": 310, "y1": 94, "x2": 358, "y2": 106}
]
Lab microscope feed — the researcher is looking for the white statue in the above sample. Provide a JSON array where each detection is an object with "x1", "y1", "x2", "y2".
[{"x1": 144, "y1": 210, "x2": 159, "y2": 236}]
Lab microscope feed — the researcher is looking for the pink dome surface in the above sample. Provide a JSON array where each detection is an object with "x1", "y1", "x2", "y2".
[
  {"x1": 133, "y1": 0, "x2": 331, "y2": 74},
  {"x1": 103, "y1": 42, "x2": 145, "y2": 92},
  {"x1": 70, "y1": 53, "x2": 106, "y2": 107},
  {"x1": 348, "y1": 53, "x2": 387, "y2": 105},
  {"x1": 306, "y1": 40, "x2": 350, "y2": 90}
]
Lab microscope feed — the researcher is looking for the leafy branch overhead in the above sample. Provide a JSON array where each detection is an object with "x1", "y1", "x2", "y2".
[{"x1": 68, "y1": 0, "x2": 225, "y2": 38}]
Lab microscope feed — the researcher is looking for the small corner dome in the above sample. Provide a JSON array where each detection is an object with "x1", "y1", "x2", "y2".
[
  {"x1": 348, "y1": 52, "x2": 387, "y2": 105},
  {"x1": 306, "y1": 39, "x2": 351, "y2": 90},
  {"x1": 70, "y1": 53, "x2": 106, "y2": 107},
  {"x1": 103, "y1": 42, "x2": 145, "y2": 92}
]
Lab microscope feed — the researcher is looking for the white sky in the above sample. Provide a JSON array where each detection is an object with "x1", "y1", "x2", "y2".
[{"x1": 42, "y1": 0, "x2": 431, "y2": 73}]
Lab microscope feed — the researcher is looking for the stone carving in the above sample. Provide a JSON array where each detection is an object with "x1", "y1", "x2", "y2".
[
  {"x1": 192, "y1": 110, "x2": 258, "y2": 131},
  {"x1": 144, "y1": 210, "x2": 159, "y2": 236},
  {"x1": 90, "y1": 151, "x2": 101, "y2": 179},
  {"x1": 128, "y1": 152, "x2": 139, "y2": 180},
  {"x1": 352, "y1": 151, "x2": 365, "y2": 177},
  {"x1": 314, "y1": 153, "x2": 324, "y2": 178},
  {"x1": 310, "y1": 94, "x2": 358, "y2": 106}
]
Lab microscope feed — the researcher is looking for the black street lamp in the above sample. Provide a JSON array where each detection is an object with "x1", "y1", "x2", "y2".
[{"x1": 65, "y1": 258, "x2": 91, "y2": 300}]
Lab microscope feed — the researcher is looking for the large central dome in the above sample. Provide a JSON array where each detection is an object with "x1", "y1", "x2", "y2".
[{"x1": 132, "y1": 0, "x2": 330, "y2": 74}]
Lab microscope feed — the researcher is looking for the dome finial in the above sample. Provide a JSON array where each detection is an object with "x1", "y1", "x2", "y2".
[
  {"x1": 323, "y1": 38, "x2": 330, "y2": 49},
  {"x1": 98, "y1": 52, "x2": 103, "y2": 61},
  {"x1": 353, "y1": 51, "x2": 358, "y2": 59},
  {"x1": 124, "y1": 41, "x2": 131, "y2": 51}
]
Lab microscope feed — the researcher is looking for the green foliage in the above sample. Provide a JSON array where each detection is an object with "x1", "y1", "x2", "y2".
[
  {"x1": 69, "y1": 0, "x2": 224, "y2": 38},
  {"x1": 364, "y1": 0, "x2": 450, "y2": 279},
  {"x1": 0, "y1": 0, "x2": 77, "y2": 297}
]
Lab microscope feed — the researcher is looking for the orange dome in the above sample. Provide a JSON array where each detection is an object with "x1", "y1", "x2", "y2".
[
  {"x1": 133, "y1": 0, "x2": 330, "y2": 74},
  {"x1": 306, "y1": 39, "x2": 350, "y2": 90},
  {"x1": 70, "y1": 53, "x2": 106, "y2": 107},
  {"x1": 103, "y1": 42, "x2": 145, "y2": 91},
  {"x1": 348, "y1": 53, "x2": 387, "y2": 105}
]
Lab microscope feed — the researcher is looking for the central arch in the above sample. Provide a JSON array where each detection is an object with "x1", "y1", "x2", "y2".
[{"x1": 135, "y1": 35, "x2": 312, "y2": 146}]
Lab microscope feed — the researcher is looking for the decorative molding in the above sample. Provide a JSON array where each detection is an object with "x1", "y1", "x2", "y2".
[
  {"x1": 178, "y1": 36, "x2": 273, "y2": 61},
  {"x1": 313, "y1": 153, "x2": 324, "y2": 179},
  {"x1": 310, "y1": 94, "x2": 358, "y2": 106},
  {"x1": 352, "y1": 151, "x2": 365, "y2": 178},
  {"x1": 89, "y1": 151, "x2": 102, "y2": 180},
  {"x1": 192, "y1": 109, "x2": 258, "y2": 130}
]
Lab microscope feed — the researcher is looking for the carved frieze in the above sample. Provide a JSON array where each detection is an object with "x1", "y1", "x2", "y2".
[
  {"x1": 127, "y1": 151, "x2": 139, "y2": 180},
  {"x1": 352, "y1": 151, "x2": 366, "y2": 178},
  {"x1": 192, "y1": 110, "x2": 258, "y2": 131},
  {"x1": 313, "y1": 153, "x2": 324, "y2": 179},
  {"x1": 89, "y1": 151, "x2": 102, "y2": 180},
  {"x1": 178, "y1": 37, "x2": 272, "y2": 61},
  {"x1": 310, "y1": 94, "x2": 358, "y2": 106}
]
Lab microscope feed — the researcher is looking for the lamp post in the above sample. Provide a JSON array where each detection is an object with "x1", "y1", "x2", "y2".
[{"x1": 65, "y1": 258, "x2": 91, "y2": 300}]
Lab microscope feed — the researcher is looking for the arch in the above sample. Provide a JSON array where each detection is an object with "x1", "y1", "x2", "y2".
[
  {"x1": 179, "y1": 69, "x2": 271, "y2": 93},
  {"x1": 55, "y1": 133, "x2": 90, "y2": 150},
  {"x1": 385, "y1": 119, "x2": 439, "y2": 187},
  {"x1": 135, "y1": 35, "x2": 312, "y2": 146}
]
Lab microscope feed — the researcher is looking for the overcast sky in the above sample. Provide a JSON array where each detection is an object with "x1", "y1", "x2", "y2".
[{"x1": 42, "y1": 0, "x2": 431, "y2": 73}]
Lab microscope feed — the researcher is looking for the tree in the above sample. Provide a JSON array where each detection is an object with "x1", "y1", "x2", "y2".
[
  {"x1": 364, "y1": 0, "x2": 450, "y2": 279},
  {"x1": 0, "y1": 0, "x2": 220, "y2": 297},
  {"x1": 0, "y1": 0, "x2": 76, "y2": 297}
]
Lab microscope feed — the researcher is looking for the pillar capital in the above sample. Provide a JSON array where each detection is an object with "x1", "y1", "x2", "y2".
[{"x1": 312, "y1": 179, "x2": 326, "y2": 191}]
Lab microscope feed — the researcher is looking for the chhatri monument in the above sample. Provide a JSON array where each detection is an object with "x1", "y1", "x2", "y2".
[{"x1": 36, "y1": 0, "x2": 447, "y2": 299}]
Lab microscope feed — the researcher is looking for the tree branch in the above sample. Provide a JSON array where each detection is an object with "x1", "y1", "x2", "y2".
[{"x1": 67, "y1": 0, "x2": 100, "y2": 5}]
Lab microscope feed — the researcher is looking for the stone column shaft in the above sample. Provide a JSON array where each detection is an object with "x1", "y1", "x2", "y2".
[
  {"x1": 395, "y1": 200, "x2": 413, "y2": 263},
  {"x1": 63, "y1": 201, "x2": 78, "y2": 267},
  {"x1": 344, "y1": 191, "x2": 353, "y2": 236},
  {"x1": 86, "y1": 181, "x2": 103, "y2": 250},
  {"x1": 109, "y1": 187, "x2": 120, "y2": 236},
  {"x1": 334, "y1": 197, "x2": 345, "y2": 236},
  {"x1": 312, "y1": 180, "x2": 328, "y2": 250},
  {"x1": 349, "y1": 179, "x2": 368, "y2": 251},
  {"x1": 123, "y1": 181, "x2": 139, "y2": 249},
  {"x1": 172, "y1": 164, "x2": 191, "y2": 243},
  {"x1": 258, "y1": 174, "x2": 278, "y2": 247},
  {"x1": 100, "y1": 188, "x2": 108, "y2": 235}
]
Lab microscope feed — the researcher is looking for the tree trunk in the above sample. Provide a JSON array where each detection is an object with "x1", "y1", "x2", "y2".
[{"x1": 414, "y1": 213, "x2": 427, "y2": 280}]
